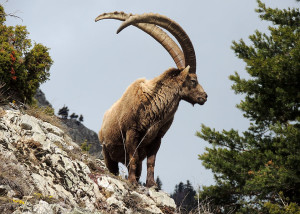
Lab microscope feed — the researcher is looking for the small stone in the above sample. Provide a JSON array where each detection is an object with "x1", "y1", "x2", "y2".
[
  {"x1": 0, "y1": 185, "x2": 9, "y2": 196},
  {"x1": 22, "y1": 195, "x2": 34, "y2": 200},
  {"x1": 21, "y1": 122, "x2": 32, "y2": 130},
  {"x1": 0, "y1": 123, "x2": 7, "y2": 130},
  {"x1": 7, "y1": 189, "x2": 17, "y2": 198}
]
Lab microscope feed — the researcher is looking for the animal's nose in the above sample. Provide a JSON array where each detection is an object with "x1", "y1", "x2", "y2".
[{"x1": 201, "y1": 92, "x2": 208, "y2": 99}]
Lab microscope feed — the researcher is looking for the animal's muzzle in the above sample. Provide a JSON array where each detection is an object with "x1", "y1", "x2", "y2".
[{"x1": 197, "y1": 92, "x2": 207, "y2": 105}]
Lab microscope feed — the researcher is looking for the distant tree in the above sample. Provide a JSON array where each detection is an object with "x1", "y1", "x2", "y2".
[
  {"x1": 70, "y1": 113, "x2": 78, "y2": 120},
  {"x1": 171, "y1": 180, "x2": 197, "y2": 213},
  {"x1": 197, "y1": 1, "x2": 300, "y2": 213},
  {"x1": 58, "y1": 105, "x2": 69, "y2": 119},
  {"x1": 156, "y1": 176, "x2": 162, "y2": 190},
  {"x1": 0, "y1": 4, "x2": 53, "y2": 103},
  {"x1": 79, "y1": 114, "x2": 84, "y2": 123}
]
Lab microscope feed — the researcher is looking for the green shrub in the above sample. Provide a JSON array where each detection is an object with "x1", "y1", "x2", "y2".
[
  {"x1": 264, "y1": 202, "x2": 300, "y2": 214},
  {"x1": 0, "y1": 5, "x2": 53, "y2": 104},
  {"x1": 81, "y1": 140, "x2": 91, "y2": 152}
]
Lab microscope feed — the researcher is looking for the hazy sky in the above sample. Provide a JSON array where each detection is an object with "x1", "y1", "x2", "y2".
[{"x1": 4, "y1": 0, "x2": 298, "y2": 193}]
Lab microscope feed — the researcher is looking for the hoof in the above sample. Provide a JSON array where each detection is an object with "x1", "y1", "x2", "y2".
[
  {"x1": 146, "y1": 180, "x2": 157, "y2": 188},
  {"x1": 128, "y1": 178, "x2": 138, "y2": 186}
]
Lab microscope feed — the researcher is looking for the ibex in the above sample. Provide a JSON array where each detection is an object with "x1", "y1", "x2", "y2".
[{"x1": 96, "y1": 12, "x2": 207, "y2": 187}]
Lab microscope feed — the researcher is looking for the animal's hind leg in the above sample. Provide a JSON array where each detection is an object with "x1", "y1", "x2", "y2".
[
  {"x1": 126, "y1": 129, "x2": 140, "y2": 185},
  {"x1": 102, "y1": 145, "x2": 119, "y2": 175},
  {"x1": 135, "y1": 161, "x2": 142, "y2": 183}
]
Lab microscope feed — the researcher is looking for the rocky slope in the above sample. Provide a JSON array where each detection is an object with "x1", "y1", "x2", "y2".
[
  {"x1": 34, "y1": 89, "x2": 102, "y2": 159},
  {"x1": 34, "y1": 89, "x2": 53, "y2": 108},
  {"x1": 0, "y1": 105, "x2": 176, "y2": 214},
  {"x1": 60, "y1": 118, "x2": 102, "y2": 159}
]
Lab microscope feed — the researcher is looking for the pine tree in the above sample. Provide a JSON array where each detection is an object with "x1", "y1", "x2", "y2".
[
  {"x1": 58, "y1": 106, "x2": 69, "y2": 119},
  {"x1": 79, "y1": 114, "x2": 84, "y2": 123},
  {"x1": 156, "y1": 176, "x2": 162, "y2": 190},
  {"x1": 171, "y1": 180, "x2": 197, "y2": 213},
  {"x1": 197, "y1": 1, "x2": 300, "y2": 213},
  {"x1": 70, "y1": 113, "x2": 78, "y2": 120}
]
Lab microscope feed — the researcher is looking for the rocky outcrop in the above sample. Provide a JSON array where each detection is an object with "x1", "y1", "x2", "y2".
[
  {"x1": 34, "y1": 89, "x2": 102, "y2": 159},
  {"x1": 60, "y1": 118, "x2": 102, "y2": 159},
  {"x1": 34, "y1": 89, "x2": 53, "y2": 108},
  {"x1": 0, "y1": 106, "x2": 176, "y2": 214}
]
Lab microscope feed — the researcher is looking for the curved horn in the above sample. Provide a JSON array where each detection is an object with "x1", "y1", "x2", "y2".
[
  {"x1": 117, "y1": 13, "x2": 196, "y2": 73},
  {"x1": 95, "y1": 12, "x2": 185, "y2": 70}
]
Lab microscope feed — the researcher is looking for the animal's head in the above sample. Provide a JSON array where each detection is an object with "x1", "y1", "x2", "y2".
[
  {"x1": 95, "y1": 12, "x2": 207, "y2": 105},
  {"x1": 177, "y1": 66, "x2": 207, "y2": 106}
]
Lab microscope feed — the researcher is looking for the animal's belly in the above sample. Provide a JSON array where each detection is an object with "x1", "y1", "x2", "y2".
[{"x1": 106, "y1": 144, "x2": 127, "y2": 163}]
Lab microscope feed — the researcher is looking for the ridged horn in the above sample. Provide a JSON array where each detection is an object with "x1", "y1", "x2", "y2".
[
  {"x1": 95, "y1": 12, "x2": 185, "y2": 70},
  {"x1": 117, "y1": 13, "x2": 196, "y2": 73}
]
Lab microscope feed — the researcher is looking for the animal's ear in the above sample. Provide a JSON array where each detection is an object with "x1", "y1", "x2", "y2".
[{"x1": 180, "y1": 65, "x2": 190, "y2": 80}]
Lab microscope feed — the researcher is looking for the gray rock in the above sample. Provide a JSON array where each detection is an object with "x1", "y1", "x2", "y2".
[
  {"x1": 149, "y1": 187, "x2": 177, "y2": 209},
  {"x1": 20, "y1": 115, "x2": 34, "y2": 130},
  {"x1": 34, "y1": 89, "x2": 53, "y2": 108},
  {"x1": 41, "y1": 121, "x2": 64, "y2": 137},
  {"x1": 61, "y1": 119, "x2": 102, "y2": 159},
  {"x1": 0, "y1": 185, "x2": 9, "y2": 196},
  {"x1": 32, "y1": 200, "x2": 54, "y2": 214},
  {"x1": 21, "y1": 122, "x2": 32, "y2": 130},
  {"x1": 0, "y1": 122, "x2": 7, "y2": 130}
]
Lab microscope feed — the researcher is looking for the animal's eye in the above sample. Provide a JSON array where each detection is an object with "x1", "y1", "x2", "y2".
[{"x1": 191, "y1": 80, "x2": 197, "y2": 86}]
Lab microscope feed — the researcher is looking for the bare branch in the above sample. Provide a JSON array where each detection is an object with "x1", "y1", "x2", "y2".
[{"x1": 0, "y1": 2, "x2": 23, "y2": 21}]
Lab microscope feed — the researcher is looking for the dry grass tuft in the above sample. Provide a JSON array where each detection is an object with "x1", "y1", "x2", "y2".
[
  {"x1": 176, "y1": 197, "x2": 235, "y2": 214},
  {"x1": 25, "y1": 105, "x2": 65, "y2": 131},
  {"x1": 123, "y1": 194, "x2": 144, "y2": 211},
  {"x1": 0, "y1": 152, "x2": 37, "y2": 201},
  {"x1": 158, "y1": 205, "x2": 175, "y2": 214},
  {"x1": 0, "y1": 196, "x2": 18, "y2": 214}
]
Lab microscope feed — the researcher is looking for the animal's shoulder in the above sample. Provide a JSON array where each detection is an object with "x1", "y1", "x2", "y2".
[{"x1": 124, "y1": 78, "x2": 153, "y2": 94}]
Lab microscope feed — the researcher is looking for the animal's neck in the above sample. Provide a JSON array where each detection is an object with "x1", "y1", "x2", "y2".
[{"x1": 145, "y1": 77, "x2": 181, "y2": 120}]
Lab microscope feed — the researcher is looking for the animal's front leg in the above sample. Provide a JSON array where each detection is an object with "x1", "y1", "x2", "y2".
[
  {"x1": 146, "y1": 138, "x2": 161, "y2": 187},
  {"x1": 146, "y1": 119, "x2": 173, "y2": 187},
  {"x1": 146, "y1": 154, "x2": 157, "y2": 187},
  {"x1": 126, "y1": 130, "x2": 140, "y2": 185}
]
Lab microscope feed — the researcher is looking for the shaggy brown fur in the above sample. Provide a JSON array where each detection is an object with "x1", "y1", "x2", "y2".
[{"x1": 99, "y1": 66, "x2": 207, "y2": 187}]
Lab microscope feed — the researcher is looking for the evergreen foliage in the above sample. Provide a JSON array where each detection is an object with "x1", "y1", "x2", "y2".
[
  {"x1": 79, "y1": 114, "x2": 84, "y2": 123},
  {"x1": 156, "y1": 176, "x2": 162, "y2": 190},
  {"x1": 58, "y1": 106, "x2": 69, "y2": 119},
  {"x1": 0, "y1": 5, "x2": 53, "y2": 103},
  {"x1": 197, "y1": 1, "x2": 300, "y2": 213},
  {"x1": 70, "y1": 113, "x2": 79, "y2": 120},
  {"x1": 171, "y1": 180, "x2": 197, "y2": 213}
]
